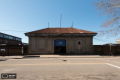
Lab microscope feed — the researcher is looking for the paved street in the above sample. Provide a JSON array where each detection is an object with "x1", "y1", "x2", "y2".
[{"x1": 0, "y1": 56, "x2": 120, "y2": 80}]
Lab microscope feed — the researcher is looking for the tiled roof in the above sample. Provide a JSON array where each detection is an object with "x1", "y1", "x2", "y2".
[{"x1": 25, "y1": 28, "x2": 97, "y2": 34}]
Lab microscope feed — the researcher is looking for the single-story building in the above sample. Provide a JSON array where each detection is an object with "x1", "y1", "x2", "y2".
[{"x1": 25, "y1": 27, "x2": 97, "y2": 55}]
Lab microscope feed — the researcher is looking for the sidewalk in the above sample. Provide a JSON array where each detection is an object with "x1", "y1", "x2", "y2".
[
  {"x1": 39, "y1": 55, "x2": 115, "y2": 58},
  {"x1": 0, "y1": 55, "x2": 118, "y2": 60},
  {"x1": 0, "y1": 56, "x2": 23, "y2": 59}
]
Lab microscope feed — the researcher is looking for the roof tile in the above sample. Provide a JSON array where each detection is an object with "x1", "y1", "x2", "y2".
[{"x1": 25, "y1": 28, "x2": 97, "y2": 34}]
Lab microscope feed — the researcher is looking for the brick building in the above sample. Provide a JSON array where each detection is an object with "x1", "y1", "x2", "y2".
[
  {"x1": 0, "y1": 32, "x2": 22, "y2": 45},
  {"x1": 25, "y1": 28, "x2": 97, "y2": 54}
]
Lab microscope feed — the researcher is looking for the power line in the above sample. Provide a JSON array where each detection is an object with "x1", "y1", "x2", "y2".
[
  {"x1": 93, "y1": 38, "x2": 108, "y2": 42},
  {"x1": 0, "y1": 29, "x2": 28, "y2": 32},
  {"x1": 0, "y1": 29, "x2": 110, "y2": 43}
]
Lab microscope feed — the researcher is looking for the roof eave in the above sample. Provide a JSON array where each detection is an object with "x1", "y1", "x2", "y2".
[{"x1": 25, "y1": 33, "x2": 97, "y2": 37}]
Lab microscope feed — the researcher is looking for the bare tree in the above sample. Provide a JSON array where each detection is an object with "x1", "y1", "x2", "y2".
[{"x1": 94, "y1": 0, "x2": 120, "y2": 37}]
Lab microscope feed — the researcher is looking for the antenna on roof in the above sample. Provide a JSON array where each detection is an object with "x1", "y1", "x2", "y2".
[
  {"x1": 48, "y1": 22, "x2": 49, "y2": 28},
  {"x1": 71, "y1": 22, "x2": 73, "y2": 33},
  {"x1": 47, "y1": 22, "x2": 50, "y2": 37},
  {"x1": 60, "y1": 14, "x2": 62, "y2": 34},
  {"x1": 71, "y1": 22, "x2": 73, "y2": 28},
  {"x1": 60, "y1": 14, "x2": 62, "y2": 28}
]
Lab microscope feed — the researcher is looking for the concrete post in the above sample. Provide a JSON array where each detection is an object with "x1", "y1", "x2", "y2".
[{"x1": 22, "y1": 46, "x2": 23, "y2": 56}]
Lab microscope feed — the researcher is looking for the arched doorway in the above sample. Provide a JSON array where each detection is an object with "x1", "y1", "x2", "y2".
[{"x1": 54, "y1": 39, "x2": 66, "y2": 54}]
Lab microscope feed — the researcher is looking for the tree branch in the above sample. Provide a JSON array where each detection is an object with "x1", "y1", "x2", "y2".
[
  {"x1": 98, "y1": 26, "x2": 120, "y2": 37},
  {"x1": 101, "y1": 16, "x2": 120, "y2": 27}
]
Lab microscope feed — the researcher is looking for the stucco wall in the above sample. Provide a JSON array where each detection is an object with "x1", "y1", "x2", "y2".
[{"x1": 28, "y1": 36, "x2": 93, "y2": 54}]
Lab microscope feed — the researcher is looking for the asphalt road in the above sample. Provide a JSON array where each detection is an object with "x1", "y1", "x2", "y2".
[{"x1": 0, "y1": 56, "x2": 120, "y2": 80}]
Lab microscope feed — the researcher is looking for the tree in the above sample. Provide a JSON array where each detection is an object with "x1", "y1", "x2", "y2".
[{"x1": 94, "y1": 0, "x2": 120, "y2": 37}]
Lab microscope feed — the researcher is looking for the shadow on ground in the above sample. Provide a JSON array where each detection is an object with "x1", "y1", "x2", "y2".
[
  {"x1": 13, "y1": 58, "x2": 23, "y2": 59},
  {"x1": 0, "y1": 59, "x2": 8, "y2": 61},
  {"x1": 22, "y1": 55, "x2": 40, "y2": 58}
]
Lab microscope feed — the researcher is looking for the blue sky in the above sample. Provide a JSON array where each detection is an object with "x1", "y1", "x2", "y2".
[{"x1": 0, "y1": 0, "x2": 119, "y2": 45}]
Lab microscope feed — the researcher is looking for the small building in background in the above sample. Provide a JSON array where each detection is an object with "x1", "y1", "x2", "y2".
[
  {"x1": 22, "y1": 42, "x2": 28, "y2": 45},
  {"x1": 25, "y1": 27, "x2": 97, "y2": 55},
  {"x1": 0, "y1": 32, "x2": 22, "y2": 45},
  {"x1": 116, "y1": 38, "x2": 120, "y2": 44},
  {"x1": 103, "y1": 43, "x2": 120, "y2": 46}
]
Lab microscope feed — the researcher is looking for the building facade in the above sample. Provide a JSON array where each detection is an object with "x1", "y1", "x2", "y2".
[
  {"x1": 25, "y1": 28, "x2": 97, "y2": 54},
  {"x1": 0, "y1": 32, "x2": 22, "y2": 45}
]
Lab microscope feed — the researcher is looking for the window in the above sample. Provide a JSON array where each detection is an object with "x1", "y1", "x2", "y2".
[
  {"x1": 16, "y1": 38, "x2": 18, "y2": 41},
  {"x1": 0, "y1": 34, "x2": 3, "y2": 38},
  {"x1": 19, "y1": 38, "x2": 21, "y2": 41},
  {"x1": 14, "y1": 37, "x2": 16, "y2": 40},
  {"x1": 9, "y1": 36, "x2": 13, "y2": 39},
  {"x1": 16, "y1": 38, "x2": 21, "y2": 41},
  {"x1": 4, "y1": 35, "x2": 9, "y2": 39}
]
